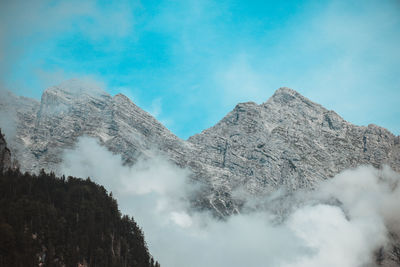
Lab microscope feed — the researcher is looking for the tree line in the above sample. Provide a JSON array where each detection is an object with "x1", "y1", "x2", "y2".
[{"x1": 0, "y1": 168, "x2": 160, "y2": 267}]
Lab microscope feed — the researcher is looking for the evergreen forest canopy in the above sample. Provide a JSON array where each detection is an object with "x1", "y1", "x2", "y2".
[{"x1": 0, "y1": 167, "x2": 160, "y2": 267}]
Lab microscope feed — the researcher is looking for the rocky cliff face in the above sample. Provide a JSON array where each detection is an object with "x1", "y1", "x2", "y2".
[
  {"x1": 0, "y1": 80, "x2": 190, "y2": 173},
  {"x1": 1, "y1": 81, "x2": 399, "y2": 217},
  {"x1": 0, "y1": 129, "x2": 12, "y2": 172},
  {"x1": 1, "y1": 80, "x2": 399, "y2": 266},
  {"x1": 188, "y1": 87, "x2": 400, "y2": 194}
]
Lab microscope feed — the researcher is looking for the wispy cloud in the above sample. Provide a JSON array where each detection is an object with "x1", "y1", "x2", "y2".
[
  {"x1": 0, "y1": 0, "x2": 136, "y2": 95},
  {"x1": 61, "y1": 137, "x2": 400, "y2": 267},
  {"x1": 1, "y1": 0, "x2": 399, "y2": 137}
]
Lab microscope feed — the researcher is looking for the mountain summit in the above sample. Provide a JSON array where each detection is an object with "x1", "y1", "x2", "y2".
[
  {"x1": 1, "y1": 82, "x2": 399, "y2": 216},
  {"x1": 189, "y1": 87, "x2": 399, "y2": 194}
]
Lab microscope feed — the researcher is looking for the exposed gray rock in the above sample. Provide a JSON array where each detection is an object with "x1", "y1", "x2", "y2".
[
  {"x1": 375, "y1": 232, "x2": 400, "y2": 267},
  {"x1": 0, "y1": 80, "x2": 189, "y2": 173},
  {"x1": 0, "y1": 90, "x2": 38, "y2": 171},
  {"x1": 0, "y1": 129, "x2": 12, "y2": 172},
  {"x1": 1, "y1": 82, "x2": 399, "y2": 218},
  {"x1": 1, "y1": 81, "x2": 399, "y2": 265},
  {"x1": 188, "y1": 87, "x2": 400, "y2": 197}
]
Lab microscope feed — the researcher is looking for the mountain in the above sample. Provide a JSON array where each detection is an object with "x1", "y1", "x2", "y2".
[
  {"x1": 0, "y1": 80, "x2": 187, "y2": 171},
  {"x1": 1, "y1": 81, "x2": 399, "y2": 217},
  {"x1": 1, "y1": 80, "x2": 400, "y2": 266},
  {"x1": 189, "y1": 87, "x2": 400, "y2": 192}
]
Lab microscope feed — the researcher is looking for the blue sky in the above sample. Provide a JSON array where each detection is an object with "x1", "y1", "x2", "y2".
[{"x1": 1, "y1": 0, "x2": 399, "y2": 138}]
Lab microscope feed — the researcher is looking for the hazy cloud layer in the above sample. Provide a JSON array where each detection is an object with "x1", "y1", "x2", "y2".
[{"x1": 61, "y1": 137, "x2": 400, "y2": 267}]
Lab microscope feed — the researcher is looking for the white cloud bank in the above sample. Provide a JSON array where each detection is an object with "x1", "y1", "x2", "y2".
[{"x1": 61, "y1": 137, "x2": 400, "y2": 267}]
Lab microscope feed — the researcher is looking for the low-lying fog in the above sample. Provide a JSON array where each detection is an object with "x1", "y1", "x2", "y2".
[{"x1": 61, "y1": 137, "x2": 400, "y2": 267}]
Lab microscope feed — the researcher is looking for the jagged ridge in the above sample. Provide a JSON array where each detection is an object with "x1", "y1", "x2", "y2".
[{"x1": 1, "y1": 81, "x2": 399, "y2": 217}]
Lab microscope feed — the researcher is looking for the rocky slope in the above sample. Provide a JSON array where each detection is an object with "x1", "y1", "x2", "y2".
[
  {"x1": 0, "y1": 80, "x2": 190, "y2": 171},
  {"x1": 1, "y1": 81, "x2": 399, "y2": 217},
  {"x1": 1, "y1": 80, "x2": 399, "y2": 266},
  {"x1": 189, "y1": 87, "x2": 400, "y2": 194},
  {"x1": 0, "y1": 129, "x2": 11, "y2": 172}
]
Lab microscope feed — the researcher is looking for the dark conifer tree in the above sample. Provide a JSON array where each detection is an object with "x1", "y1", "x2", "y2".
[{"x1": 0, "y1": 169, "x2": 160, "y2": 267}]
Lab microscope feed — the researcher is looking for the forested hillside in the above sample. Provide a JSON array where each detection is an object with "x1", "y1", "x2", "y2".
[{"x1": 0, "y1": 168, "x2": 160, "y2": 267}]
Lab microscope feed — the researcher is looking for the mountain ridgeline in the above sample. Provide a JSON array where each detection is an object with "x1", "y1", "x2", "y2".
[
  {"x1": 1, "y1": 81, "x2": 400, "y2": 266},
  {"x1": 0, "y1": 132, "x2": 160, "y2": 267},
  {"x1": 1, "y1": 80, "x2": 399, "y2": 217}
]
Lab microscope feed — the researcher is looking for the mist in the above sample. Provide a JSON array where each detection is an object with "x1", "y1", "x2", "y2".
[{"x1": 60, "y1": 137, "x2": 400, "y2": 267}]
